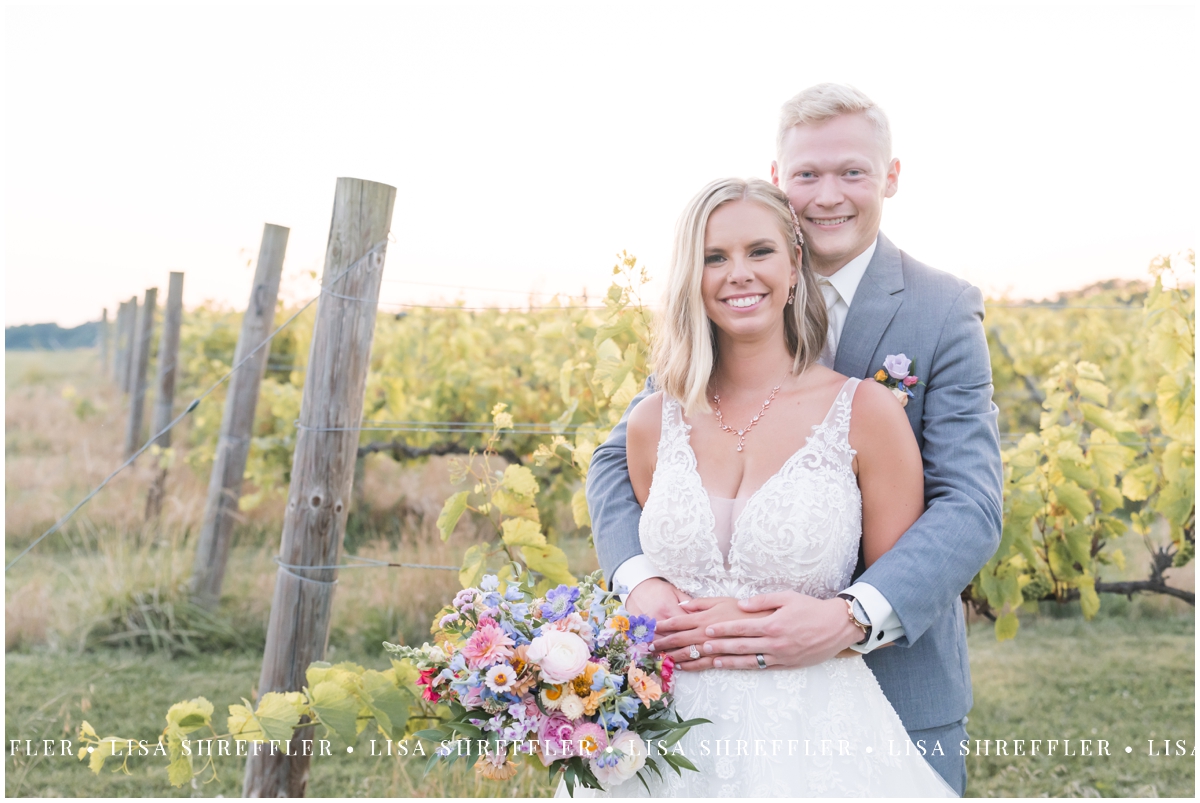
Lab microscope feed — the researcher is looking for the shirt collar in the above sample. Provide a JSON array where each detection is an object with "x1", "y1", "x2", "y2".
[{"x1": 820, "y1": 235, "x2": 878, "y2": 308}]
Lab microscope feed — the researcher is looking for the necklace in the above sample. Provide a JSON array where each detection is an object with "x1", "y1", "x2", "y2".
[{"x1": 712, "y1": 375, "x2": 786, "y2": 453}]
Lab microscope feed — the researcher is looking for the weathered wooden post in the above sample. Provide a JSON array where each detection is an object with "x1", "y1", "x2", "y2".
[
  {"x1": 146, "y1": 272, "x2": 185, "y2": 519},
  {"x1": 114, "y1": 298, "x2": 136, "y2": 389},
  {"x1": 190, "y1": 224, "x2": 289, "y2": 604},
  {"x1": 124, "y1": 288, "x2": 158, "y2": 457},
  {"x1": 99, "y1": 308, "x2": 109, "y2": 375},
  {"x1": 242, "y1": 178, "x2": 394, "y2": 798}
]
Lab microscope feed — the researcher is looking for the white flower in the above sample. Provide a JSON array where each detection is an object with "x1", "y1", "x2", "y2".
[
  {"x1": 591, "y1": 730, "x2": 648, "y2": 788},
  {"x1": 559, "y1": 692, "x2": 585, "y2": 720},
  {"x1": 891, "y1": 387, "x2": 909, "y2": 408},
  {"x1": 526, "y1": 630, "x2": 590, "y2": 684}
]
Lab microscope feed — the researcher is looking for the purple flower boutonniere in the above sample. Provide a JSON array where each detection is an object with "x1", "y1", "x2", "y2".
[{"x1": 873, "y1": 354, "x2": 922, "y2": 407}]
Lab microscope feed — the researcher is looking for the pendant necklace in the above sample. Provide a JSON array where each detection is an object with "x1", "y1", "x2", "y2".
[{"x1": 712, "y1": 373, "x2": 788, "y2": 452}]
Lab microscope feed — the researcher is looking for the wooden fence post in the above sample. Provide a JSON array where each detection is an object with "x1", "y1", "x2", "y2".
[
  {"x1": 99, "y1": 308, "x2": 109, "y2": 376},
  {"x1": 124, "y1": 288, "x2": 157, "y2": 457},
  {"x1": 114, "y1": 298, "x2": 135, "y2": 389},
  {"x1": 146, "y1": 272, "x2": 185, "y2": 519},
  {"x1": 190, "y1": 224, "x2": 289, "y2": 604},
  {"x1": 242, "y1": 178, "x2": 395, "y2": 798}
]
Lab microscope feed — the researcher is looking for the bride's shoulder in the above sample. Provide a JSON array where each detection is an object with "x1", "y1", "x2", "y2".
[
  {"x1": 847, "y1": 377, "x2": 914, "y2": 448},
  {"x1": 626, "y1": 391, "x2": 666, "y2": 446}
]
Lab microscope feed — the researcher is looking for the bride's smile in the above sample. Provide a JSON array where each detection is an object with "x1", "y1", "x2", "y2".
[{"x1": 700, "y1": 200, "x2": 797, "y2": 345}]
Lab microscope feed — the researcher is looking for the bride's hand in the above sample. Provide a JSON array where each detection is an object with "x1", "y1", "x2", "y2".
[{"x1": 651, "y1": 597, "x2": 771, "y2": 669}]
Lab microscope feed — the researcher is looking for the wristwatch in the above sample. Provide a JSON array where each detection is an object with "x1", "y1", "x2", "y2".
[{"x1": 836, "y1": 593, "x2": 872, "y2": 645}]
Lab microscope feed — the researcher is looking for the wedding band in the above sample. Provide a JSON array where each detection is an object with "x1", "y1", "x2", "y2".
[
  {"x1": 688, "y1": 645, "x2": 701, "y2": 660},
  {"x1": 756, "y1": 653, "x2": 767, "y2": 670}
]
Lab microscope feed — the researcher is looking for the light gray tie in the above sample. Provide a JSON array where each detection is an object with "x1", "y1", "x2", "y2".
[{"x1": 816, "y1": 277, "x2": 841, "y2": 369}]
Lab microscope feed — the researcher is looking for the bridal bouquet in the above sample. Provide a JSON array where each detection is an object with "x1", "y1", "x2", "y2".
[{"x1": 385, "y1": 570, "x2": 704, "y2": 794}]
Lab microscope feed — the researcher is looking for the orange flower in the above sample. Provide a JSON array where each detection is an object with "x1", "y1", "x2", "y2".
[
  {"x1": 475, "y1": 752, "x2": 518, "y2": 781},
  {"x1": 627, "y1": 666, "x2": 662, "y2": 704},
  {"x1": 582, "y1": 689, "x2": 606, "y2": 716},
  {"x1": 608, "y1": 615, "x2": 630, "y2": 633},
  {"x1": 874, "y1": 369, "x2": 888, "y2": 382}
]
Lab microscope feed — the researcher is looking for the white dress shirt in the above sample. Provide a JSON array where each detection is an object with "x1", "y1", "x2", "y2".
[{"x1": 613, "y1": 235, "x2": 904, "y2": 654}]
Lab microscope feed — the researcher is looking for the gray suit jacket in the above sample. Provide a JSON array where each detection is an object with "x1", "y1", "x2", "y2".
[{"x1": 586, "y1": 232, "x2": 1003, "y2": 732}]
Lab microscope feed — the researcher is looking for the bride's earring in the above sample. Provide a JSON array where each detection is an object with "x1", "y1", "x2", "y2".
[{"x1": 787, "y1": 285, "x2": 796, "y2": 305}]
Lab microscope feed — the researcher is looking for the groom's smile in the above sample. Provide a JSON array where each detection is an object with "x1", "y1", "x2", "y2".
[{"x1": 771, "y1": 112, "x2": 900, "y2": 277}]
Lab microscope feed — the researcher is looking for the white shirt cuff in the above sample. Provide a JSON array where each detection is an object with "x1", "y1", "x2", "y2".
[
  {"x1": 610, "y1": 555, "x2": 663, "y2": 604},
  {"x1": 843, "y1": 581, "x2": 905, "y2": 653}
]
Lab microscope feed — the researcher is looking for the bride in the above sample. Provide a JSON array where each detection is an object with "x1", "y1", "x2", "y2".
[{"x1": 571, "y1": 178, "x2": 955, "y2": 797}]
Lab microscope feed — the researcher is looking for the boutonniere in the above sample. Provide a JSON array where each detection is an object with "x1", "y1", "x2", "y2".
[{"x1": 873, "y1": 354, "x2": 922, "y2": 408}]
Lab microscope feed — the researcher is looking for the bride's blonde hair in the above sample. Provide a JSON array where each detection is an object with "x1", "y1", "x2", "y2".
[{"x1": 653, "y1": 178, "x2": 828, "y2": 416}]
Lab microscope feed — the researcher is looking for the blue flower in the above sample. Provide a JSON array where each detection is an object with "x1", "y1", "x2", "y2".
[
  {"x1": 480, "y1": 575, "x2": 500, "y2": 592},
  {"x1": 504, "y1": 584, "x2": 525, "y2": 602},
  {"x1": 627, "y1": 615, "x2": 656, "y2": 644},
  {"x1": 615, "y1": 695, "x2": 640, "y2": 719},
  {"x1": 508, "y1": 602, "x2": 530, "y2": 621},
  {"x1": 540, "y1": 585, "x2": 580, "y2": 622},
  {"x1": 591, "y1": 667, "x2": 609, "y2": 691},
  {"x1": 597, "y1": 709, "x2": 628, "y2": 730},
  {"x1": 449, "y1": 653, "x2": 467, "y2": 672},
  {"x1": 481, "y1": 591, "x2": 502, "y2": 608}
]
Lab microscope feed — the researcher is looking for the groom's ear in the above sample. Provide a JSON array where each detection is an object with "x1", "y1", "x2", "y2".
[
  {"x1": 770, "y1": 160, "x2": 781, "y2": 187},
  {"x1": 884, "y1": 157, "x2": 900, "y2": 198}
]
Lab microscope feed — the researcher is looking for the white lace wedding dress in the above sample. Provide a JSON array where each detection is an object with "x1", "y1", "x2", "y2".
[{"x1": 572, "y1": 377, "x2": 956, "y2": 797}]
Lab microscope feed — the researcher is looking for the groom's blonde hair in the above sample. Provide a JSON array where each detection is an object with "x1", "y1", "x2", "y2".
[
  {"x1": 654, "y1": 178, "x2": 828, "y2": 416},
  {"x1": 777, "y1": 83, "x2": 892, "y2": 163}
]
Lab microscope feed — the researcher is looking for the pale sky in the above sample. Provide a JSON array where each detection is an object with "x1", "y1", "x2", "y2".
[{"x1": 4, "y1": 1, "x2": 1196, "y2": 327}]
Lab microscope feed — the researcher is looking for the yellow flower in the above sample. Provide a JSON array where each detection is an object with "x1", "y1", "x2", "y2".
[
  {"x1": 874, "y1": 369, "x2": 888, "y2": 382},
  {"x1": 608, "y1": 615, "x2": 630, "y2": 633},
  {"x1": 571, "y1": 662, "x2": 601, "y2": 696}
]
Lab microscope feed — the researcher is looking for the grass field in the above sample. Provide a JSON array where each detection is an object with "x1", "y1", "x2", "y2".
[{"x1": 5, "y1": 614, "x2": 1192, "y2": 798}]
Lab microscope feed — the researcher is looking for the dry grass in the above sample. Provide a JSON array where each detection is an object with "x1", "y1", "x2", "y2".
[{"x1": 4, "y1": 350, "x2": 598, "y2": 657}]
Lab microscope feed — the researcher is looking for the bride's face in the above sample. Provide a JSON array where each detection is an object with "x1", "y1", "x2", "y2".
[{"x1": 701, "y1": 199, "x2": 797, "y2": 343}]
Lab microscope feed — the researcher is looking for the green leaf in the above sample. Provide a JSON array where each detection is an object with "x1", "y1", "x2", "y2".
[
  {"x1": 437, "y1": 492, "x2": 469, "y2": 542},
  {"x1": 165, "y1": 697, "x2": 213, "y2": 733},
  {"x1": 459, "y1": 544, "x2": 488, "y2": 589},
  {"x1": 309, "y1": 681, "x2": 360, "y2": 745},
  {"x1": 501, "y1": 465, "x2": 539, "y2": 500},
  {"x1": 1052, "y1": 482, "x2": 1092, "y2": 522},
  {"x1": 521, "y1": 543, "x2": 576, "y2": 585},
  {"x1": 1077, "y1": 576, "x2": 1101, "y2": 619},
  {"x1": 501, "y1": 518, "x2": 547, "y2": 548},
  {"x1": 994, "y1": 613, "x2": 1019, "y2": 641},
  {"x1": 571, "y1": 487, "x2": 591, "y2": 529},
  {"x1": 360, "y1": 671, "x2": 412, "y2": 740}
]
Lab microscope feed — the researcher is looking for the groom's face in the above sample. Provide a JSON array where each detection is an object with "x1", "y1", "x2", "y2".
[{"x1": 771, "y1": 113, "x2": 899, "y2": 276}]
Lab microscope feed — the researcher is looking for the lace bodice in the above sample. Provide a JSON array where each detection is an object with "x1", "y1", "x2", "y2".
[{"x1": 640, "y1": 377, "x2": 863, "y2": 600}]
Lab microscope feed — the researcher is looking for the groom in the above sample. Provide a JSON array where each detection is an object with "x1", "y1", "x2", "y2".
[{"x1": 587, "y1": 83, "x2": 1003, "y2": 795}]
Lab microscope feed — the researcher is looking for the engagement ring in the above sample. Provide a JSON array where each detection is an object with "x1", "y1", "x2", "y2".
[{"x1": 688, "y1": 645, "x2": 701, "y2": 660}]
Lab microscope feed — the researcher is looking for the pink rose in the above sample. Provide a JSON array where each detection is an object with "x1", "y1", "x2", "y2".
[
  {"x1": 537, "y1": 713, "x2": 577, "y2": 765},
  {"x1": 883, "y1": 353, "x2": 912, "y2": 380},
  {"x1": 526, "y1": 630, "x2": 590, "y2": 684},
  {"x1": 903, "y1": 375, "x2": 918, "y2": 387}
]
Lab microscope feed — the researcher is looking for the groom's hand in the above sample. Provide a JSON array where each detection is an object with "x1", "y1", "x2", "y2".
[
  {"x1": 686, "y1": 592, "x2": 865, "y2": 670},
  {"x1": 651, "y1": 597, "x2": 770, "y2": 668},
  {"x1": 625, "y1": 578, "x2": 691, "y2": 637}
]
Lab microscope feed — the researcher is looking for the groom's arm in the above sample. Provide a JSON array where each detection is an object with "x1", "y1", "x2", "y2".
[
  {"x1": 588, "y1": 378, "x2": 661, "y2": 595},
  {"x1": 851, "y1": 283, "x2": 1003, "y2": 648}
]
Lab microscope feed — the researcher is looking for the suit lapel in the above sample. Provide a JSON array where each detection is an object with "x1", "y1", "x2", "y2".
[{"x1": 834, "y1": 232, "x2": 905, "y2": 379}]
